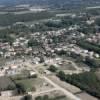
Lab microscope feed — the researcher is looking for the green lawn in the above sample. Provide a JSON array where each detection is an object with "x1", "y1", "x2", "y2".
[
  {"x1": 35, "y1": 95, "x2": 69, "y2": 100},
  {"x1": 14, "y1": 78, "x2": 45, "y2": 92},
  {"x1": 15, "y1": 78, "x2": 37, "y2": 92}
]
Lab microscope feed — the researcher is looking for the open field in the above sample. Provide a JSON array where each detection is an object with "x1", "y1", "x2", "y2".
[
  {"x1": 57, "y1": 60, "x2": 76, "y2": 71},
  {"x1": 14, "y1": 78, "x2": 53, "y2": 92},
  {"x1": 76, "y1": 92, "x2": 98, "y2": 100},
  {"x1": 33, "y1": 90, "x2": 71, "y2": 100},
  {"x1": 0, "y1": 11, "x2": 55, "y2": 26},
  {"x1": 0, "y1": 58, "x2": 7, "y2": 66},
  {"x1": 47, "y1": 75, "x2": 81, "y2": 94}
]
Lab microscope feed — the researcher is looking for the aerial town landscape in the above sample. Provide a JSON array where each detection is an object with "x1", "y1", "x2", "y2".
[{"x1": 0, "y1": 0, "x2": 100, "y2": 100}]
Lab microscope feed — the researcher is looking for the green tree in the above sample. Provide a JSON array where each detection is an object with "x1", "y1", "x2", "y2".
[
  {"x1": 48, "y1": 65, "x2": 58, "y2": 72},
  {"x1": 21, "y1": 95, "x2": 32, "y2": 100},
  {"x1": 57, "y1": 71, "x2": 66, "y2": 81},
  {"x1": 35, "y1": 96, "x2": 42, "y2": 100}
]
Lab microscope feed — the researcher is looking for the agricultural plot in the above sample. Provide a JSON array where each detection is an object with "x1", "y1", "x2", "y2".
[
  {"x1": 33, "y1": 90, "x2": 71, "y2": 100},
  {"x1": 14, "y1": 78, "x2": 53, "y2": 93},
  {"x1": 57, "y1": 60, "x2": 76, "y2": 71}
]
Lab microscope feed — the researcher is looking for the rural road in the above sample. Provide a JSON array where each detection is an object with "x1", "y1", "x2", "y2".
[
  {"x1": 43, "y1": 76, "x2": 81, "y2": 100},
  {"x1": 26, "y1": 62, "x2": 81, "y2": 100},
  {"x1": 29, "y1": 88, "x2": 57, "y2": 96}
]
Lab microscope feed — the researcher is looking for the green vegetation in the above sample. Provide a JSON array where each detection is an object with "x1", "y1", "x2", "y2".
[
  {"x1": 15, "y1": 78, "x2": 36, "y2": 93},
  {"x1": 57, "y1": 71, "x2": 100, "y2": 98},
  {"x1": 0, "y1": 76, "x2": 16, "y2": 91},
  {"x1": 21, "y1": 95, "x2": 32, "y2": 100},
  {"x1": 35, "y1": 95, "x2": 67, "y2": 100},
  {"x1": 78, "y1": 25, "x2": 96, "y2": 34},
  {"x1": 57, "y1": 71, "x2": 66, "y2": 81},
  {"x1": 95, "y1": 18, "x2": 100, "y2": 26},
  {"x1": 11, "y1": 70, "x2": 30, "y2": 80},
  {"x1": 0, "y1": 29, "x2": 14, "y2": 44},
  {"x1": 16, "y1": 83, "x2": 26, "y2": 94},
  {"x1": 77, "y1": 40, "x2": 100, "y2": 54},
  {"x1": 0, "y1": 12, "x2": 54, "y2": 26},
  {"x1": 45, "y1": 20, "x2": 62, "y2": 28},
  {"x1": 28, "y1": 38, "x2": 41, "y2": 47},
  {"x1": 48, "y1": 65, "x2": 58, "y2": 72},
  {"x1": 85, "y1": 57, "x2": 100, "y2": 68},
  {"x1": 62, "y1": 17, "x2": 84, "y2": 26}
]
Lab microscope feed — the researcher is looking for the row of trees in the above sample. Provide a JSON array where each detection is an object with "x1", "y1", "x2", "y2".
[
  {"x1": 77, "y1": 40, "x2": 100, "y2": 54},
  {"x1": 28, "y1": 38, "x2": 42, "y2": 47},
  {"x1": 0, "y1": 12, "x2": 54, "y2": 26},
  {"x1": 0, "y1": 29, "x2": 14, "y2": 44},
  {"x1": 48, "y1": 65, "x2": 58, "y2": 72},
  {"x1": 57, "y1": 71, "x2": 100, "y2": 98},
  {"x1": 35, "y1": 95, "x2": 66, "y2": 100},
  {"x1": 85, "y1": 57, "x2": 100, "y2": 68}
]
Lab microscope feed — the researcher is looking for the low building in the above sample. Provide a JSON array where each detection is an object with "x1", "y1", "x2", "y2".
[{"x1": 30, "y1": 71, "x2": 37, "y2": 76}]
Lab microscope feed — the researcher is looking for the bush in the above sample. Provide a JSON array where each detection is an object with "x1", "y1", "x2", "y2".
[
  {"x1": 35, "y1": 96, "x2": 42, "y2": 100},
  {"x1": 48, "y1": 65, "x2": 58, "y2": 72},
  {"x1": 16, "y1": 83, "x2": 26, "y2": 94},
  {"x1": 57, "y1": 71, "x2": 100, "y2": 98},
  {"x1": 21, "y1": 95, "x2": 32, "y2": 100}
]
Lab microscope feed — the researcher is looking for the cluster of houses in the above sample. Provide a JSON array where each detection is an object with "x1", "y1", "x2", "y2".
[
  {"x1": 0, "y1": 25, "x2": 98, "y2": 64},
  {"x1": 0, "y1": 59, "x2": 37, "y2": 77},
  {"x1": 86, "y1": 32, "x2": 100, "y2": 44},
  {"x1": 0, "y1": 59, "x2": 37, "y2": 97},
  {"x1": 0, "y1": 64, "x2": 23, "y2": 77},
  {"x1": 55, "y1": 44, "x2": 100, "y2": 59},
  {"x1": 0, "y1": 37, "x2": 32, "y2": 58},
  {"x1": 0, "y1": 12, "x2": 99, "y2": 98}
]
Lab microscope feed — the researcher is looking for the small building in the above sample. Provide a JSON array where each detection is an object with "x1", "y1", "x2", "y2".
[{"x1": 30, "y1": 71, "x2": 37, "y2": 76}]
